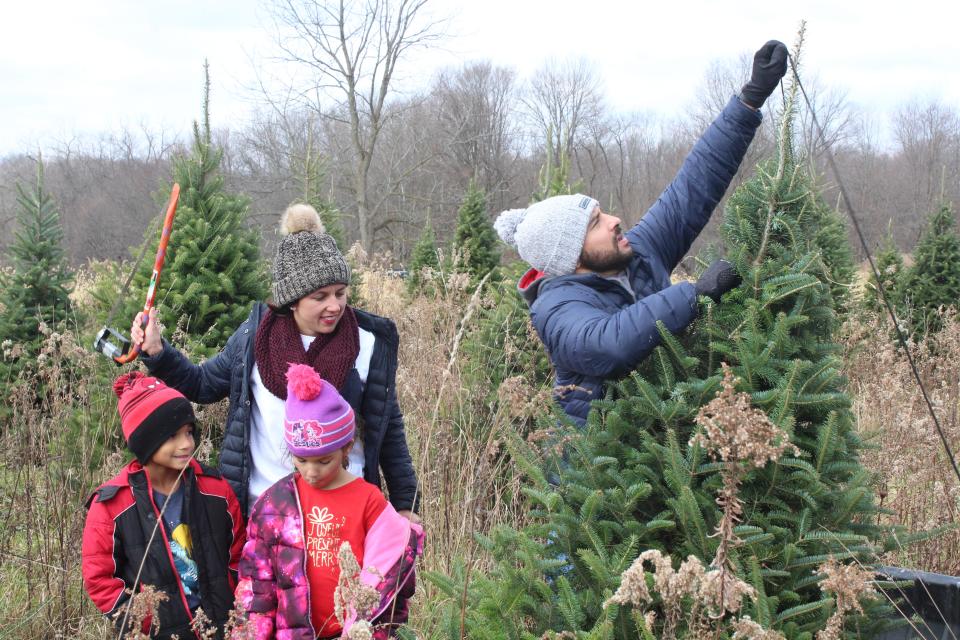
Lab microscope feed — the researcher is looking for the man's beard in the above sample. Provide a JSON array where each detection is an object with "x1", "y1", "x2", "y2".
[{"x1": 579, "y1": 244, "x2": 634, "y2": 273}]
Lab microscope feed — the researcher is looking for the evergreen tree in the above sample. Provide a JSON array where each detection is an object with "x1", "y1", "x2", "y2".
[
  {"x1": 0, "y1": 158, "x2": 73, "y2": 381},
  {"x1": 311, "y1": 198, "x2": 347, "y2": 253},
  {"x1": 899, "y1": 201, "x2": 960, "y2": 339},
  {"x1": 453, "y1": 181, "x2": 500, "y2": 281},
  {"x1": 407, "y1": 221, "x2": 440, "y2": 294},
  {"x1": 430, "y1": 41, "x2": 899, "y2": 639},
  {"x1": 863, "y1": 223, "x2": 904, "y2": 315},
  {"x1": 808, "y1": 195, "x2": 855, "y2": 312},
  {"x1": 125, "y1": 62, "x2": 267, "y2": 356}
]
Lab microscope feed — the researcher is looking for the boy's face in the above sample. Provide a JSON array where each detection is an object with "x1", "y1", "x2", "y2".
[{"x1": 149, "y1": 423, "x2": 196, "y2": 470}]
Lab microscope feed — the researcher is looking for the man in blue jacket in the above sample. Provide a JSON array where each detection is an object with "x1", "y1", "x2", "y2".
[{"x1": 494, "y1": 40, "x2": 788, "y2": 425}]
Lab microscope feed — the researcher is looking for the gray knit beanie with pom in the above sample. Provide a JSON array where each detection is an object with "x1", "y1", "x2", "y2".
[
  {"x1": 493, "y1": 194, "x2": 598, "y2": 276},
  {"x1": 272, "y1": 203, "x2": 351, "y2": 307}
]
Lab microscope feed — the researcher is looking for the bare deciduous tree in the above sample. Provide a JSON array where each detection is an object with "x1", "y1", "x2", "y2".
[
  {"x1": 269, "y1": 0, "x2": 445, "y2": 250},
  {"x1": 433, "y1": 61, "x2": 520, "y2": 210},
  {"x1": 893, "y1": 99, "x2": 960, "y2": 215},
  {"x1": 522, "y1": 57, "x2": 605, "y2": 167}
]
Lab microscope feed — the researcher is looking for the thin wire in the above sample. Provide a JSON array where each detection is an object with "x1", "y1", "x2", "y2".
[{"x1": 787, "y1": 53, "x2": 960, "y2": 486}]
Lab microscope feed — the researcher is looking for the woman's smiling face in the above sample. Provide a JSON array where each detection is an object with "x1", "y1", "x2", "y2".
[{"x1": 291, "y1": 284, "x2": 348, "y2": 336}]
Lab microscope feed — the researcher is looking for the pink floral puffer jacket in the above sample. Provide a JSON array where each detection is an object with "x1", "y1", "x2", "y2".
[{"x1": 235, "y1": 474, "x2": 423, "y2": 639}]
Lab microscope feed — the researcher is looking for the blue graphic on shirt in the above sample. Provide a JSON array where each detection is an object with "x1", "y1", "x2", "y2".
[
  {"x1": 154, "y1": 485, "x2": 201, "y2": 609},
  {"x1": 170, "y1": 524, "x2": 200, "y2": 601}
]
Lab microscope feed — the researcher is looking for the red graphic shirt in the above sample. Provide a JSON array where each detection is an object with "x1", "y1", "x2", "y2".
[{"x1": 295, "y1": 475, "x2": 387, "y2": 636}]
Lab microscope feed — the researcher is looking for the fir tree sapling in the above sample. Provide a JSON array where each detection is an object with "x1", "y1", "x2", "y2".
[
  {"x1": 123, "y1": 62, "x2": 267, "y2": 356},
  {"x1": 899, "y1": 201, "x2": 960, "y2": 339},
  {"x1": 453, "y1": 181, "x2": 500, "y2": 281},
  {"x1": 0, "y1": 157, "x2": 74, "y2": 382},
  {"x1": 407, "y1": 221, "x2": 440, "y2": 294},
  {"x1": 530, "y1": 135, "x2": 583, "y2": 203},
  {"x1": 862, "y1": 222, "x2": 904, "y2": 315}
]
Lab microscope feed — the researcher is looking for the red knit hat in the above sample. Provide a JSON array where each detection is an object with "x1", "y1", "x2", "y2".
[{"x1": 113, "y1": 372, "x2": 196, "y2": 464}]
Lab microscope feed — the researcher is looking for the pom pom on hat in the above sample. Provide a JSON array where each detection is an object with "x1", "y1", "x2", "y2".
[
  {"x1": 280, "y1": 203, "x2": 324, "y2": 236},
  {"x1": 493, "y1": 208, "x2": 526, "y2": 248},
  {"x1": 113, "y1": 371, "x2": 145, "y2": 398},
  {"x1": 284, "y1": 364, "x2": 356, "y2": 457},
  {"x1": 287, "y1": 363, "x2": 324, "y2": 401}
]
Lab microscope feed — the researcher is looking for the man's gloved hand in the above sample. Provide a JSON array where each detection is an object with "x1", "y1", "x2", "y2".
[
  {"x1": 740, "y1": 40, "x2": 789, "y2": 109},
  {"x1": 695, "y1": 259, "x2": 742, "y2": 303}
]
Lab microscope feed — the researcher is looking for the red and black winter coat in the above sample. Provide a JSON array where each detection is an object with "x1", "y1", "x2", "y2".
[{"x1": 81, "y1": 459, "x2": 245, "y2": 639}]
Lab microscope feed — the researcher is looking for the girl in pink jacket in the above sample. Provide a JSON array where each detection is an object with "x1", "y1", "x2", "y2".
[{"x1": 235, "y1": 365, "x2": 423, "y2": 639}]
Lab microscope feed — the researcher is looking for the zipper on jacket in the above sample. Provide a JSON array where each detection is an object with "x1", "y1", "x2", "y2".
[
  {"x1": 143, "y1": 470, "x2": 200, "y2": 640},
  {"x1": 291, "y1": 476, "x2": 318, "y2": 637}
]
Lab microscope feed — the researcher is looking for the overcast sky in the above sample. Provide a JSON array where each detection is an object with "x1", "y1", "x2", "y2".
[{"x1": 1, "y1": 0, "x2": 957, "y2": 157}]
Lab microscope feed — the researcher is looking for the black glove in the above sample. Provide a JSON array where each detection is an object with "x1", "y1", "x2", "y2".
[
  {"x1": 739, "y1": 40, "x2": 789, "y2": 109},
  {"x1": 695, "y1": 259, "x2": 742, "y2": 303}
]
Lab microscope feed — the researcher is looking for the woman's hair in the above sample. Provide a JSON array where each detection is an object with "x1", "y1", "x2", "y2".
[{"x1": 266, "y1": 301, "x2": 293, "y2": 316}]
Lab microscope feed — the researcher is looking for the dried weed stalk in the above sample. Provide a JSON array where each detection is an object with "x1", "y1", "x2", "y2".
[
  {"x1": 693, "y1": 363, "x2": 799, "y2": 567},
  {"x1": 223, "y1": 602, "x2": 257, "y2": 640},
  {"x1": 604, "y1": 550, "x2": 764, "y2": 640},
  {"x1": 815, "y1": 558, "x2": 878, "y2": 640},
  {"x1": 334, "y1": 541, "x2": 381, "y2": 627},
  {"x1": 188, "y1": 607, "x2": 219, "y2": 639},
  {"x1": 731, "y1": 616, "x2": 787, "y2": 640},
  {"x1": 111, "y1": 585, "x2": 167, "y2": 639},
  {"x1": 346, "y1": 619, "x2": 374, "y2": 640}
]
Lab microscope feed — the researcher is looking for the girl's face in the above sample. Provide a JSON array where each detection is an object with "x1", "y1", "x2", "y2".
[
  {"x1": 291, "y1": 284, "x2": 348, "y2": 337},
  {"x1": 292, "y1": 444, "x2": 351, "y2": 489}
]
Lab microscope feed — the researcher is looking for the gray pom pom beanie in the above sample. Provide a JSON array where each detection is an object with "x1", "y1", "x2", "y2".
[
  {"x1": 493, "y1": 194, "x2": 598, "y2": 276},
  {"x1": 272, "y1": 204, "x2": 351, "y2": 307}
]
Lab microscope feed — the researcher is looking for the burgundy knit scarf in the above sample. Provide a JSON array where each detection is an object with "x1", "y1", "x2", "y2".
[{"x1": 254, "y1": 306, "x2": 360, "y2": 399}]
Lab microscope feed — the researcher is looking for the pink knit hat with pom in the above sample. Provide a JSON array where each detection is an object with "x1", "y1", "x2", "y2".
[{"x1": 284, "y1": 363, "x2": 356, "y2": 457}]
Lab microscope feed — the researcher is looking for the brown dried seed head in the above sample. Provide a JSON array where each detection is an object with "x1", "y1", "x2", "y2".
[{"x1": 691, "y1": 363, "x2": 799, "y2": 468}]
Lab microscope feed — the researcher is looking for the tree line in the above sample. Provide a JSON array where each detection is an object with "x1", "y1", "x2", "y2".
[{"x1": 0, "y1": 3, "x2": 957, "y2": 268}]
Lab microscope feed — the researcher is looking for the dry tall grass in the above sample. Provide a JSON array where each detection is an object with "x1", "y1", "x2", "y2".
[
  {"x1": 1, "y1": 324, "x2": 130, "y2": 638},
  {"x1": 843, "y1": 312, "x2": 960, "y2": 574}
]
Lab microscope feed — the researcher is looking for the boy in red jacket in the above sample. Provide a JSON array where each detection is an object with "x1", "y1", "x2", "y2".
[{"x1": 82, "y1": 372, "x2": 245, "y2": 639}]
